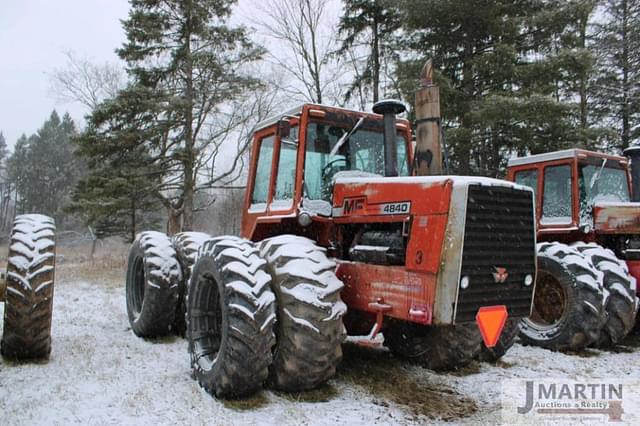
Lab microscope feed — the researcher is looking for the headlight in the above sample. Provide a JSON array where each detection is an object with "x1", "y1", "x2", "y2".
[
  {"x1": 524, "y1": 274, "x2": 533, "y2": 286},
  {"x1": 460, "y1": 276, "x2": 470, "y2": 289}
]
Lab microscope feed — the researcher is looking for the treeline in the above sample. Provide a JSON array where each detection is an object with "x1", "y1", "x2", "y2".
[{"x1": 1, "y1": 0, "x2": 638, "y2": 239}]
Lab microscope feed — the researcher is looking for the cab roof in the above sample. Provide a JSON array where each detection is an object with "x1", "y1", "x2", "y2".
[
  {"x1": 254, "y1": 103, "x2": 411, "y2": 133},
  {"x1": 507, "y1": 148, "x2": 627, "y2": 168}
]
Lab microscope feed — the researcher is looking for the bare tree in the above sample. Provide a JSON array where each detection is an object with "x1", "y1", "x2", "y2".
[
  {"x1": 250, "y1": 0, "x2": 343, "y2": 104},
  {"x1": 49, "y1": 51, "x2": 126, "y2": 110}
]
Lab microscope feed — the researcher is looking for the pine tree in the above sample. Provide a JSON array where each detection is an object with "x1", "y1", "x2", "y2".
[
  {"x1": 337, "y1": 0, "x2": 401, "y2": 104},
  {"x1": 396, "y1": 0, "x2": 595, "y2": 176},
  {"x1": 592, "y1": 0, "x2": 640, "y2": 151},
  {"x1": 0, "y1": 131, "x2": 7, "y2": 165},
  {"x1": 74, "y1": 0, "x2": 263, "y2": 235},
  {"x1": 6, "y1": 111, "x2": 82, "y2": 224}
]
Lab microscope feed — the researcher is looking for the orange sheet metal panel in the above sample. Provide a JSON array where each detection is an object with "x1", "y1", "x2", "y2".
[
  {"x1": 336, "y1": 261, "x2": 436, "y2": 324},
  {"x1": 593, "y1": 203, "x2": 640, "y2": 234}
]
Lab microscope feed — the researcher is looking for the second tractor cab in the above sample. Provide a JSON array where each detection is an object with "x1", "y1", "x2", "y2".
[{"x1": 507, "y1": 148, "x2": 640, "y2": 352}]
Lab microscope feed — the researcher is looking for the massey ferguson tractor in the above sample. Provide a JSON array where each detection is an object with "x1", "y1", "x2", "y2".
[
  {"x1": 506, "y1": 149, "x2": 640, "y2": 352},
  {"x1": 125, "y1": 62, "x2": 538, "y2": 398},
  {"x1": 0, "y1": 214, "x2": 56, "y2": 360}
]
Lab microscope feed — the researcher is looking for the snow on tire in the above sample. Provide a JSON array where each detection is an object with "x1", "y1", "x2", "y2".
[
  {"x1": 383, "y1": 321, "x2": 483, "y2": 370},
  {"x1": 259, "y1": 235, "x2": 347, "y2": 392},
  {"x1": 571, "y1": 242, "x2": 639, "y2": 347},
  {"x1": 172, "y1": 232, "x2": 211, "y2": 336},
  {"x1": 519, "y1": 242, "x2": 606, "y2": 351},
  {"x1": 187, "y1": 237, "x2": 276, "y2": 398},
  {"x1": 1, "y1": 214, "x2": 56, "y2": 359},
  {"x1": 125, "y1": 231, "x2": 182, "y2": 337}
]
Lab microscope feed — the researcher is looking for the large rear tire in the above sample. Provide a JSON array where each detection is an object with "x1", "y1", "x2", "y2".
[
  {"x1": 172, "y1": 232, "x2": 211, "y2": 336},
  {"x1": 259, "y1": 235, "x2": 346, "y2": 392},
  {"x1": 571, "y1": 242, "x2": 639, "y2": 347},
  {"x1": 383, "y1": 321, "x2": 483, "y2": 370},
  {"x1": 125, "y1": 231, "x2": 182, "y2": 337},
  {"x1": 519, "y1": 242, "x2": 606, "y2": 351},
  {"x1": 188, "y1": 237, "x2": 276, "y2": 398},
  {"x1": 1, "y1": 214, "x2": 56, "y2": 360}
]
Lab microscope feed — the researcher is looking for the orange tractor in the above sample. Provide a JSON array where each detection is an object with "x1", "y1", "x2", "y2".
[
  {"x1": 125, "y1": 65, "x2": 538, "y2": 398},
  {"x1": 506, "y1": 149, "x2": 640, "y2": 352}
]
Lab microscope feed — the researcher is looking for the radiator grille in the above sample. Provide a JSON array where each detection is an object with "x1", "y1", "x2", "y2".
[{"x1": 455, "y1": 185, "x2": 536, "y2": 322}]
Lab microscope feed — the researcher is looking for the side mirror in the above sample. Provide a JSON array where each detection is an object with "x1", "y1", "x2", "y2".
[{"x1": 277, "y1": 119, "x2": 291, "y2": 139}]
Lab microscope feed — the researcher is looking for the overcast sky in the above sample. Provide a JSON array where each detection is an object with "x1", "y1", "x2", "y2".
[{"x1": 0, "y1": 0, "x2": 130, "y2": 147}]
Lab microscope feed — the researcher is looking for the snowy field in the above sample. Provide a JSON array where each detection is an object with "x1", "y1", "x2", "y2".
[{"x1": 1, "y1": 252, "x2": 639, "y2": 425}]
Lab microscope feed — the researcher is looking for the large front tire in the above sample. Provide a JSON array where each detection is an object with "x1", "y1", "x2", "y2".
[
  {"x1": 188, "y1": 237, "x2": 276, "y2": 398},
  {"x1": 125, "y1": 231, "x2": 182, "y2": 337},
  {"x1": 519, "y1": 242, "x2": 606, "y2": 351},
  {"x1": 1, "y1": 214, "x2": 56, "y2": 360},
  {"x1": 383, "y1": 321, "x2": 483, "y2": 370},
  {"x1": 571, "y1": 242, "x2": 639, "y2": 347},
  {"x1": 259, "y1": 235, "x2": 346, "y2": 392}
]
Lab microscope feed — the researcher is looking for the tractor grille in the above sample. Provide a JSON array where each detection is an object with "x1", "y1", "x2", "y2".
[{"x1": 455, "y1": 185, "x2": 536, "y2": 322}]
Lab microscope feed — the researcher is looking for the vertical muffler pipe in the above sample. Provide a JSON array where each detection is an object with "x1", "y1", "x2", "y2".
[
  {"x1": 624, "y1": 145, "x2": 640, "y2": 201},
  {"x1": 373, "y1": 99, "x2": 406, "y2": 177}
]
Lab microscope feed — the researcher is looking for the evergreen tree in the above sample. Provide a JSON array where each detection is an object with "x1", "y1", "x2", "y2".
[
  {"x1": 0, "y1": 131, "x2": 7, "y2": 165},
  {"x1": 6, "y1": 111, "x2": 82, "y2": 224},
  {"x1": 592, "y1": 0, "x2": 640, "y2": 151},
  {"x1": 337, "y1": 0, "x2": 401, "y2": 104},
  {"x1": 74, "y1": 0, "x2": 263, "y2": 235},
  {"x1": 396, "y1": 0, "x2": 596, "y2": 176}
]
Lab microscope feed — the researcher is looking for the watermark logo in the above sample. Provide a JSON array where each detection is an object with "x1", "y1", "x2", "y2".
[{"x1": 501, "y1": 379, "x2": 640, "y2": 424}]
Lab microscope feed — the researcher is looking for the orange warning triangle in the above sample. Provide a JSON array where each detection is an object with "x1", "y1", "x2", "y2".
[{"x1": 476, "y1": 305, "x2": 508, "y2": 348}]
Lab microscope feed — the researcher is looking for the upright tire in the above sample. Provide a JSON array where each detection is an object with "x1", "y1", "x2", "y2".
[
  {"x1": 1, "y1": 214, "x2": 56, "y2": 360},
  {"x1": 125, "y1": 231, "x2": 182, "y2": 337},
  {"x1": 259, "y1": 235, "x2": 346, "y2": 392},
  {"x1": 476, "y1": 318, "x2": 520, "y2": 362},
  {"x1": 188, "y1": 237, "x2": 276, "y2": 398},
  {"x1": 571, "y1": 242, "x2": 639, "y2": 347},
  {"x1": 519, "y1": 242, "x2": 606, "y2": 351},
  {"x1": 172, "y1": 232, "x2": 211, "y2": 336},
  {"x1": 383, "y1": 321, "x2": 483, "y2": 370}
]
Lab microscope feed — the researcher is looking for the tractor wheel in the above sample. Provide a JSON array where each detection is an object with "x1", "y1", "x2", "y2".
[
  {"x1": 1, "y1": 214, "x2": 56, "y2": 360},
  {"x1": 187, "y1": 237, "x2": 276, "y2": 398},
  {"x1": 519, "y1": 242, "x2": 606, "y2": 351},
  {"x1": 476, "y1": 318, "x2": 520, "y2": 362},
  {"x1": 259, "y1": 235, "x2": 346, "y2": 392},
  {"x1": 125, "y1": 231, "x2": 182, "y2": 337},
  {"x1": 383, "y1": 321, "x2": 483, "y2": 370},
  {"x1": 571, "y1": 242, "x2": 639, "y2": 347},
  {"x1": 172, "y1": 232, "x2": 211, "y2": 336}
]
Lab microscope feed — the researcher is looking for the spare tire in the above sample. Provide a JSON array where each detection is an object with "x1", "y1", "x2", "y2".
[
  {"x1": 519, "y1": 242, "x2": 606, "y2": 351},
  {"x1": 172, "y1": 232, "x2": 211, "y2": 336},
  {"x1": 571, "y1": 242, "x2": 639, "y2": 347},
  {"x1": 1, "y1": 214, "x2": 56, "y2": 360},
  {"x1": 126, "y1": 231, "x2": 182, "y2": 337},
  {"x1": 188, "y1": 236, "x2": 276, "y2": 398},
  {"x1": 259, "y1": 235, "x2": 346, "y2": 392}
]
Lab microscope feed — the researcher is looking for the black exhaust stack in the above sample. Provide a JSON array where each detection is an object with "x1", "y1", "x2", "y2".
[
  {"x1": 373, "y1": 100, "x2": 406, "y2": 177},
  {"x1": 624, "y1": 145, "x2": 640, "y2": 201}
]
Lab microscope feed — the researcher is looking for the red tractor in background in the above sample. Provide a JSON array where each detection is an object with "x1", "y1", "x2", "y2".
[
  {"x1": 506, "y1": 149, "x2": 640, "y2": 352},
  {"x1": 125, "y1": 63, "x2": 538, "y2": 399}
]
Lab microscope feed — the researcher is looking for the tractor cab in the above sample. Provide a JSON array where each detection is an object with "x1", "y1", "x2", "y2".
[
  {"x1": 506, "y1": 148, "x2": 635, "y2": 236},
  {"x1": 242, "y1": 103, "x2": 413, "y2": 242}
]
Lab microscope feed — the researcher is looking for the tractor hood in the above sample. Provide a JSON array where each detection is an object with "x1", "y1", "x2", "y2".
[
  {"x1": 593, "y1": 202, "x2": 640, "y2": 233},
  {"x1": 331, "y1": 175, "x2": 528, "y2": 218}
]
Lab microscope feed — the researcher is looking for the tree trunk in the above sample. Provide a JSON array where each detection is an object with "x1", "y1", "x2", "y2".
[
  {"x1": 372, "y1": 15, "x2": 380, "y2": 103},
  {"x1": 167, "y1": 207, "x2": 182, "y2": 236},
  {"x1": 182, "y1": 0, "x2": 195, "y2": 231},
  {"x1": 621, "y1": 0, "x2": 630, "y2": 149}
]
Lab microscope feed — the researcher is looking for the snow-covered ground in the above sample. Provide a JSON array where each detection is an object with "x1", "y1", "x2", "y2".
[{"x1": 1, "y1": 260, "x2": 639, "y2": 425}]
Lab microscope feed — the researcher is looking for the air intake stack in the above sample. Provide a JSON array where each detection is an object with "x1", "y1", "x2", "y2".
[
  {"x1": 624, "y1": 145, "x2": 640, "y2": 201},
  {"x1": 373, "y1": 99, "x2": 406, "y2": 177}
]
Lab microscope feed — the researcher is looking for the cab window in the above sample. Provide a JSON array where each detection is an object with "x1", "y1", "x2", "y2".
[
  {"x1": 250, "y1": 134, "x2": 275, "y2": 207},
  {"x1": 514, "y1": 169, "x2": 538, "y2": 198},
  {"x1": 542, "y1": 165, "x2": 572, "y2": 224},
  {"x1": 272, "y1": 126, "x2": 299, "y2": 210},
  {"x1": 304, "y1": 122, "x2": 408, "y2": 201}
]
